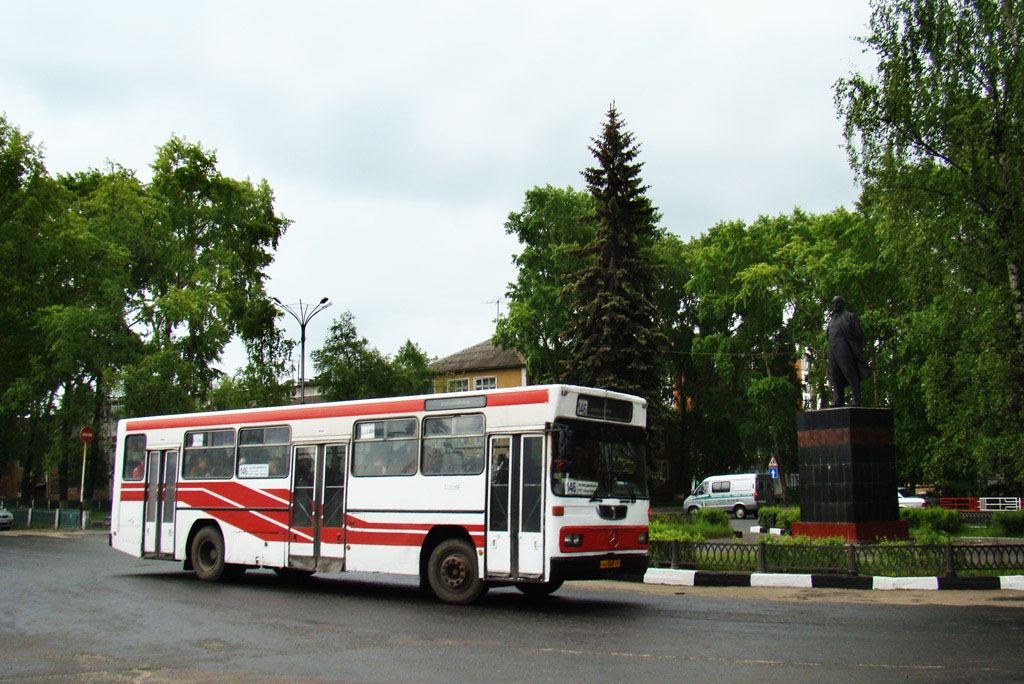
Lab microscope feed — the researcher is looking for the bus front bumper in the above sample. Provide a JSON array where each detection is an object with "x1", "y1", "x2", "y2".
[{"x1": 550, "y1": 553, "x2": 648, "y2": 581}]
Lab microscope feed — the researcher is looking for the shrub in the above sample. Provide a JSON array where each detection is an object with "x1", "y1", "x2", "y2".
[
  {"x1": 691, "y1": 507, "x2": 730, "y2": 527},
  {"x1": 900, "y1": 507, "x2": 964, "y2": 535},
  {"x1": 758, "y1": 507, "x2": 781, "y2": 528},
  {"x1": 758, "y1": 506, "x2": 799, "y2": 530},
  {"x1": 649, "y1": 511, "x2": 731, "y2": 541},
  {"x1": 993, "y1": 511, "x2": 1024, "y2": 537},
  {"x1": 908, "y1": 528, "x2": 952, "y2": 545},
  {"x1": 777, "y1": 508, "x2": 801, "y2": 530},
  {"x1": 765, "y1": 534, "x2": 845, "y2": 546},
  {"x1": 649, "y1": 514, "x2": 685, "y2": 540}
]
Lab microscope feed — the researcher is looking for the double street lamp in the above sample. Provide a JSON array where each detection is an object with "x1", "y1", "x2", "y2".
[{"x1": 272, "y1": 296, "x2": 332, "y2": 404}]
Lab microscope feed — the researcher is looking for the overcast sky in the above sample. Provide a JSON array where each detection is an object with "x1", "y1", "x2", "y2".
[{"x1": 2, "y1": 1, "x2": 876, "y2": 376}]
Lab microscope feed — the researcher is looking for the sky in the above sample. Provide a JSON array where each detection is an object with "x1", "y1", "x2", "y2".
[{"x1": 2, "y1": 1, "x2": 876, "y2": 377}]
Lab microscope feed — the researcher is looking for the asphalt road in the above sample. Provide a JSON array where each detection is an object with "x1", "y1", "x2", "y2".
[{"x1": 2, "y1": 530, "x2": 1023, "y2": 684}]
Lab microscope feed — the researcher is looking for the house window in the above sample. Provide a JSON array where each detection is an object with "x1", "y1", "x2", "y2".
[
  {"x1": 474, "y1": 376, "x2": 497, "y2": 390},
  {"x1": 447, "y1": 378, "x2": 470, "y2": 392}
]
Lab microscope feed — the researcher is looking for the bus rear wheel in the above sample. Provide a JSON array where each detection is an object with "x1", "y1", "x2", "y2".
[
  {"x1": 191, "y1": 526, "x2": 227, "y2": 582},
  {"x1": 427, "y1": 539, "x2": 485, "y2": 604},
  {"x1": 734, "y1": 504, "x2": 748, "y2": 519}
]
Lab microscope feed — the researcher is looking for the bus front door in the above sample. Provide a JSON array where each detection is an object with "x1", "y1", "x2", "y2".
[
  {"x1": 142, "y1": 449, "x2": 177, "y2": 559},
  {"x1": 486, "y1": 434, "x2": 545, "y2": 579},
  {"x1": 288, "y1": 444, "x2": 347, "y2": 572}
]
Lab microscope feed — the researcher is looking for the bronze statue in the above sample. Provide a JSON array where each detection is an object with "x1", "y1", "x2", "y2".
[{"x1": 827, "y1": 296, "x2": 871, "y2": 407}]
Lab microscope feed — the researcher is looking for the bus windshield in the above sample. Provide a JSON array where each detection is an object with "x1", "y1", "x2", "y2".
[{"x1": 551, "y1": 419, "x2": 648, "y2": 500}]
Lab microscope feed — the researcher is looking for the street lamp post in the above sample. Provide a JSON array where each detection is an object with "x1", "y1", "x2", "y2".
[{"x1": 272, "y1": 296, "x2": 332, "y2": 404}]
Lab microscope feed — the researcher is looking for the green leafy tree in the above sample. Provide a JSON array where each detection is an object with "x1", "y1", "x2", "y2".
[
  {"x1": 312, "y1": 313, "x2": 430, "y2": 401},
  {"x1": 494, "y1": 185, "x2": 596, "y2": 383},
  {"x1": 312, "y1": 311, "x2": 391, "y2": 401},
  {"x1": 0, "y1": 116, "x2": 80, "y2": 498},
  {"x1": 390, "y1": 340, "x2": 433, "y2": 396},
  {"x1": 562, "y1": 105, "x2": 666, "y2": 401},
  {"x1": 837, "y1": 0, "x2": 1024, "y2": 491},
  {"x1": 122, "y1": 136, "x2": 290, "y2": 416}
]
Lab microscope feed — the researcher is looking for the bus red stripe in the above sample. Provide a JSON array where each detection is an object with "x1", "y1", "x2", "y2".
[
  {"x1": 346, "y1": 514, "x2": 483, "y2": 532},
  {"x1": 124, "y1": 398, "x2": 426, "y2": 431},
  {"x1": 176, "y1": 482, "x2": 290, "y2": 509},
  {"x1": 487, "y1": 388, "x2": 549, "y2": 407},
  {"x1": 123, "y1": 388, "x2": 551, "y2": 432}
]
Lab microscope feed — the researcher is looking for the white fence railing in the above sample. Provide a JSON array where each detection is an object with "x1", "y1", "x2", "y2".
[{"x1": 979, "y1": 497, "x2": 1022, "y2": 512}]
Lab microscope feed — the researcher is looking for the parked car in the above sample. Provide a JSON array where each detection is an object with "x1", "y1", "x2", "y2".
[
  {"x1": 682, "y1": 473, "x2": 771, "y2": 519},
  {"x1": 898, "y1": 491, "x2": 927, "y2": 508},
  {"x1": 0, "y1": 506, "x2": 13, "y2": 530}
]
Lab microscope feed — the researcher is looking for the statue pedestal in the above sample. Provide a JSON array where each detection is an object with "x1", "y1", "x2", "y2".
[{"x1": 792, "y1": 407, "x2": 908, "y2": 542}]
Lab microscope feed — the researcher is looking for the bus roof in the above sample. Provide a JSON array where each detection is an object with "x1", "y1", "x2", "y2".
[{"x1": 120, "y1": 384, "x2": 646, "y2": 433}]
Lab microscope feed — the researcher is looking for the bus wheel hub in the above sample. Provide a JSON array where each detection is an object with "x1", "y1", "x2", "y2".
[{"x1": 441, "y1": 556, "x2": 467, "y2": 588}]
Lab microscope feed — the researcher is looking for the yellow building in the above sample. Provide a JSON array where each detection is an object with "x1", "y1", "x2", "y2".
[{"x1": 429, "y1": 340, "x2": 527, "y2": 393}]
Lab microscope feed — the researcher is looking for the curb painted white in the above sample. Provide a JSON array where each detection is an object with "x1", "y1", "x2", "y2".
[
  {"x1": 751, "y1": 573, "x2": 812, "y2": 588},
  {"x1": 644, "y1": 568, "x2": 696, "y2": 586},
  {"x1": 1001, "y1": 575, "x2": 1024, "y2": 590},
  {"x1": 873, "y1": 576, "x2": 939, "y2": 591},
  {"x1": 643, "y1": 568, "x2": 1024, "y2": 591}
]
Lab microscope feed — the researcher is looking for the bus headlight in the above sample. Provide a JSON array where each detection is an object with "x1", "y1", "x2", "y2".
[
  {"x1": 563, "y1": 533, "x2": 583, "y2": 548},
  {"x1": 638, "y1": 531, "x2": 649, "y2": 545}
]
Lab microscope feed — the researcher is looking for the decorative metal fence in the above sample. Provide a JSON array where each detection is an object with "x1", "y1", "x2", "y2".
[
  {"x1": 650, "y1": 540, "x2": 1024, "y2": 577},
  {"x1": 980, "y1": 497, "x2": 1022, "y2": 512},
  {"x1": 2, "y1": 507, "x2": 91, "y2": 530}
]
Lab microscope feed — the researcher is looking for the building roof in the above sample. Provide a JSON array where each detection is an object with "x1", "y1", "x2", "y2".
[{"x1": 429, "y1": 340, "x2": 525, "y2": 374}]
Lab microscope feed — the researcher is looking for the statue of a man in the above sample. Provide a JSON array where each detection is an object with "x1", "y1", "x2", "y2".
[{"x1": 827, "y1": 296, "x2": 871, "y2": 407}]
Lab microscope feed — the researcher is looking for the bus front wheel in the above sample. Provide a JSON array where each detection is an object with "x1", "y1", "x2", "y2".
[
  {"x1": 427, "y1": 539, "x2": 486, "y2": 604},
  {"x1": 191, "y1": 526, "x2": 227, "y2": 582}
]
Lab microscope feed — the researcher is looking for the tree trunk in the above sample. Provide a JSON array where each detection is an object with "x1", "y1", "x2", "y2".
[
  {"x1": 58, "y1": 419, "x2": 70, "y2": 502},
  {"x1": 85, "y1": 376, "x2": 105, "y2": 500},
  {"x1": 1006, "y1": 258, "x2": 1024, "y2": 412},
  {"x1": 19, "y1": 414, "x2": 39, "y2": 502}
]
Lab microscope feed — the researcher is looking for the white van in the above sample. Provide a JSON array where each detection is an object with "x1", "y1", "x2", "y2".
[{"x1": 682, "y1": 473, "x2": 770, "y2": 519}]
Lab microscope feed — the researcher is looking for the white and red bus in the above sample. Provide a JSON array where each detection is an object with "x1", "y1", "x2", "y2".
[{"x1": 110, "y1": 384, "x2": 649, "y2": 603}]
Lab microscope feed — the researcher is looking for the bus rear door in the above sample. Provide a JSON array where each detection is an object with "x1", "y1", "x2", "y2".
[
  {"x1": 486, "y1": 434, "x2": 545, "y2": 579},
  {"x1": 288, "y1": 444, "x2": 347, "y2": 572},
  {"x1": 142, "y1": 449, "x2": 177, "y2": 559}
]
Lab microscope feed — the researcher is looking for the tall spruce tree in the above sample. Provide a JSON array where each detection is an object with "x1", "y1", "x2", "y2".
[{"x1": 562, "y1": 105, "x2": 666, "y2": 401}]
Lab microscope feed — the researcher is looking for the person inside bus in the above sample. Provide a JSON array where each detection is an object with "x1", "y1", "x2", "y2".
[
  {"x1": 129, "y1": 459, "x2": 144, "y2": 479},
  {"x1": 295, "y1": 458, "x2": 313, "y2": 487},
  {"x1": 188, "y1": 454, "x2": 212, "y2": 479},
  {"x1": 267, "y1": 450, "x2": 287, "y2": 477}
]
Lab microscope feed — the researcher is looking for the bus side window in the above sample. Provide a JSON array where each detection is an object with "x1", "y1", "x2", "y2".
[
  {"x1": 422, "y1": 414, "x2": 484, "y2": 476},
  {"x1": 352, "y1": 418, "x2": 418, "y2": 476},
  {"x1": 123, "y1": 434, "x2": 147, "y2": 481},
  {"x1": 183, "y1": 429, "x2": 236, "y2": 480},
  {"x1": 237, "y1": 426, "x2": 290, "y2": 478}
]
